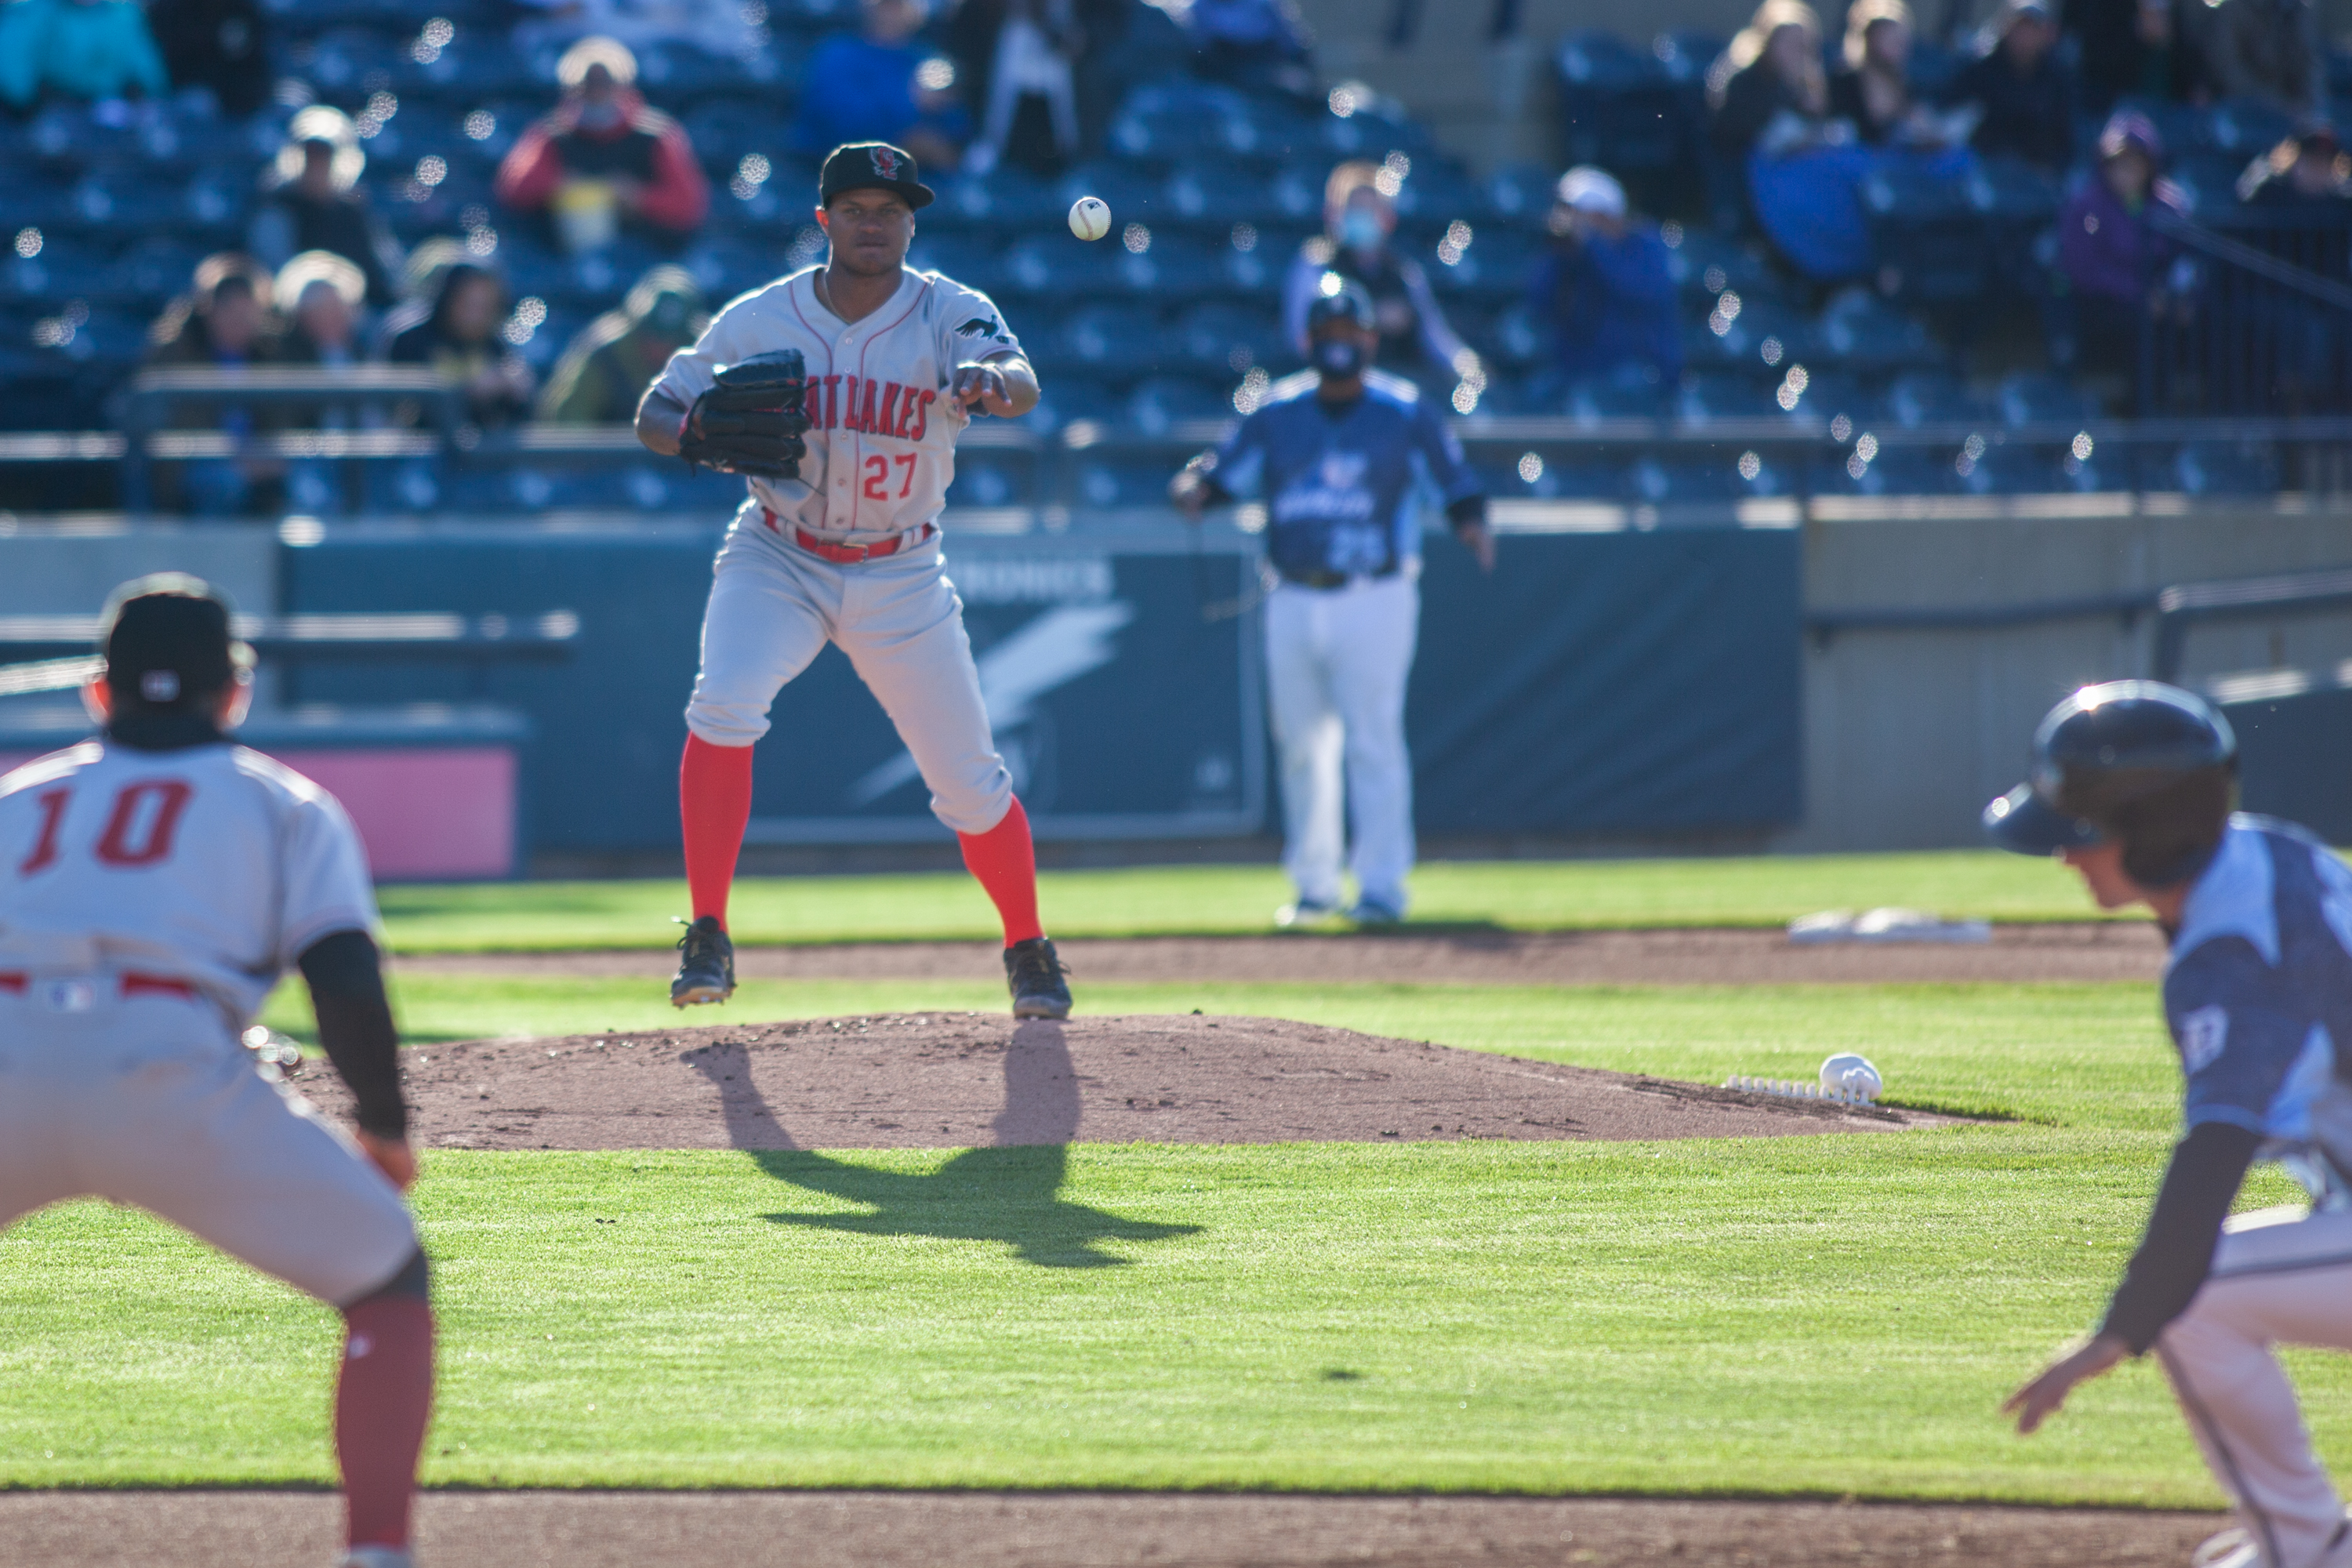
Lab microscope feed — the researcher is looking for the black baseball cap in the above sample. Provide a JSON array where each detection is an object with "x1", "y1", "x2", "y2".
[
  {"x1": 98, "y1": 573, "x2": 250, "y2": 712},
  {"x1": 818, "y1": 142, "x2": 933, "y2": 210},
  {"x1": 1305, "y1": 274, "x2": 1377, "y2": 332}
]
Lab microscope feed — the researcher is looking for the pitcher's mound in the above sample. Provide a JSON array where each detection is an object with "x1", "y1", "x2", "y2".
[{"x1": 318, "y1": 1015, "x2": 1947, "y2": 1152}]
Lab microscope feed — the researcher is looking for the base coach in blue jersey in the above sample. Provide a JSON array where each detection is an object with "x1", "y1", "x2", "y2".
[
  {"x1": 1170, "y1": 276, "x2": 1492, "y2": 927},
  {"x1": 1991, "y1": 681, "x2": 2352, "y2": 1568}
]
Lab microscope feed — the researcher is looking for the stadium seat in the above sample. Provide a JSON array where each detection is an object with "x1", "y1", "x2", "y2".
[
  {"x1": 1028, "y1": 372, "x2": 1120, "y2": 434},
  {"x1": 1879, "y1": 368, "x2": 1986, "y2": 427},
  {"x1": 1074, "y1": 458, "x2": 1178, "y2": 509},
  {"x1": 2172, "y1": 439, "x2": 2278, "y2": 495},
  {"x1": 1555, "y1": 31, "x2": 1686, "y2": 174},
  {"x1": 2201, "y1": 96, "x2": 2298, "y2": 157},
  {"x1": 1174, "y1": 302, "x2": 1289, "y2": 377},
  {"x1": 1126, "y1": 374, "x2": 1236, "y2": 434},
  {"x1": 946, "y1": 452, "x2": 1028, "y2": 509},
  {"x1": 1480, "y1": 163, "x2": 1559, "y2": 228},
  {"x1": 905, "y1": 233, "x2": 1005, "y2": 296},
  {"x1": 1813, "y1": 290, "x2": 1935, "y2": 373},
  {"x1": 1424, "y1": 226, "x2": 1543, "y2": 303},
  {"x1": 998, "y1": 233, "x2": 1127, "y2": 299},
  {"x1": 1475, "y1": 452, "x2": 1619, "y2": 499},
  {"x1": 1106, "y1": 230, "x2": 1218, "y2": 300},
  {"x1": 1811, "y1": 445, "x2": 1956, "y2": 497},
  {"x1": 1164, "y1": 163, "x2": 1319, "y2": 229},
  {"x1": 1681, "y1": 297, "x2": 1809, "y2": 376},
  {"x1": 1557, "y1": 377, "x2": 1669, "y2": 423},
  {"x1": 93, "y1": 238, "x2": 210, "y2": 310},
  {"x1": 1624, "y1": 452, "x2": 1791, "y2": 503},
  {"x1": 1662, "y1": 226, "x2": 1777, "y2": 307},
  {"x1": 1035, "y1": 303, "x2": 1165, "y2": 379},
  {"x1": 1862, "y1": 163, "x2": 1989, "y2": 303},
  {"x1": 1994, "y1": 371, "x2": 2100, "y2": 426}
]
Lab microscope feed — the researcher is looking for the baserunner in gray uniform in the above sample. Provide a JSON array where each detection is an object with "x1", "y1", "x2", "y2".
[
  {"x1": 0, "y1": 577, "x2": 432, "y2": 1568},
  {"x1": 1994, "y1": 681, "x2": 2352, "y2": 1568}
]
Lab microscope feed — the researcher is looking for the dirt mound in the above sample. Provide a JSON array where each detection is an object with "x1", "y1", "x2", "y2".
[
  {"x1": 398, "y1": 921, "x2": 2164, "y2": 988},
  {"x1": 0, "y1": 1488, "x2": 2225, "y2": 1568},
  {"x1": 304, "y1": 1014, "x2": 1945, "y2": 1152}
]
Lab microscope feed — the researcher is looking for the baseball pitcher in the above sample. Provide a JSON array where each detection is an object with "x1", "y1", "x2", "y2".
[
  {"x1": 634, "y1": 141, "x2": 1070, "y2": 1019},
  {"x1": 1171, "y1": 276, "x2": 1490, "y2": 927},
  {"x1": 1994, "y1": 681, "x2": 2352, "y2": 1568},
  {"x1": 0, "y1": 578, "x2": 433, "y2": 1568}
]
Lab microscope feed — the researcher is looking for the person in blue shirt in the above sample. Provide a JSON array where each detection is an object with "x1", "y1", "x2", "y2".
[
  {"x1": 1170, "y1": 277, "x2": 1491, "y2": 927},
  {"x1": 1991, "y1": 681, "x2": 2352, "y2": 1568},
  {"x1": 793, "y1": 0, "x2": 971, "y2": 172},
  {"x1": 1526, "y1": 166, "x2": 1683, "y2": 394}
]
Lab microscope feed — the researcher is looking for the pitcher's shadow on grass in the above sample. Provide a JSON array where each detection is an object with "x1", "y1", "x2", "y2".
[{"x1": 683, "y1": 1022, "x2": 1201, "y2": 1269}]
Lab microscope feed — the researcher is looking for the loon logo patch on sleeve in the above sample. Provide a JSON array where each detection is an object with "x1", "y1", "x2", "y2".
[
  {"x1": 2180, "y1": 1005, "x2": 2230, "y2": 1074},
  {"x1": 953, "y1": 315, "x2": 1004, "y2": 340}
]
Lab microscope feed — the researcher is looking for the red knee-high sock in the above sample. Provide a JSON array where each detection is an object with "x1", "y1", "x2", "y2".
[
  {"x1": 957, "y1": 796, "x2": 1044, "y2": 948},
  {"x1": 336, "y1": 1294, "x2": 434, "y2": 1551},
  {"x1": 681, "y1": 734, "x2": 755, "y2": 929}
]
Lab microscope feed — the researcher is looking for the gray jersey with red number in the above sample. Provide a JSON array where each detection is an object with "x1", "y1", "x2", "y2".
[
  {"x1": 656, "y1": 266, "x2": 1025, "y2": 544},
  {"x1": 0, "y1": 739, "x2": 379, "y2": 1027}
]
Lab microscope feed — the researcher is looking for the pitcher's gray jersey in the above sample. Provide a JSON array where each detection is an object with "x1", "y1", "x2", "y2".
[
  {"x1": 0, "y1": 739, "x2": 379, "y2": 1028},
  {"x1": 655, "y1": 266, "x2": 1023, "y2": 543}
]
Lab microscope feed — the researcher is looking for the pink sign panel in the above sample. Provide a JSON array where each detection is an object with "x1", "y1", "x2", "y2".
[{"x1": 0, "y1": 745, "x2": 516, "y2": 882}]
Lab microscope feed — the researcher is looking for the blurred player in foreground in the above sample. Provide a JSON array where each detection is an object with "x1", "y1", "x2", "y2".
[
  {"x1": 636, "y1": 141, "x2": 1071, "y2": 1019},
  {"x1": 1991, "y1": 681, "x2": 2352, "y2": 1568},
  {"x1": 0, "y1": 578, "x2": 431, "y2": 1568},
  {"x1": 1171, "y1": 276, "x2": 1490, "y2": 927}
]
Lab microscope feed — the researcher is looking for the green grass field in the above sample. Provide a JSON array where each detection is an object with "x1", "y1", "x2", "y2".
[
  {"x1": 373, "y1": 851, "x2": 2125, "y2": 950},
  {"x1": 8, "y1": 855, "x2": 2343, "y2": 1508}
]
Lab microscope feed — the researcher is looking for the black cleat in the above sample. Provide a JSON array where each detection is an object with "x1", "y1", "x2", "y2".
[
  {"x1": 1004, "y1": 936, "x2": 1073, "y2": 1020},
  {"x1": 670, "y1": 915, "x2": 736, "y2": 1007}
]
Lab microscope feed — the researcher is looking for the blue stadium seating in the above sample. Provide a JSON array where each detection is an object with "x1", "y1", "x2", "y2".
[{"x1": 1126, "y1": 374, "x2": 1236, "y2": 434}]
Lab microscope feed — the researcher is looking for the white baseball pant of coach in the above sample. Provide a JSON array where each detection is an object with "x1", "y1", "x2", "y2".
[
  {"x1": 685, "y1": 520, "x2": 1014, "y2": 836},
  {"x1": 1265, "y1": 568, "x2": 1418, "y2": 914},
  {"x1": 0, "y1": 983, "x2": 418, "y2": 1306},
  {"x1": 2158, "y1": 1204, "x2": 2352, "y2": 1568}
]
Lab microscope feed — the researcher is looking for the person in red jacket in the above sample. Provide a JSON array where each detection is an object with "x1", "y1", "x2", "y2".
[{"x1": 494, "y1": 36, "x2": 710, "y2": 250}]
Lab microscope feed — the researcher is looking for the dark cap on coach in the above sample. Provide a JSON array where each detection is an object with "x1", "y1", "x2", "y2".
[
  {"x1": 818, "y1": 141, "x2": 934, "y2": 210},
  {"x1": 97, "y1": 573, "x2": 250, "y2": 712}
]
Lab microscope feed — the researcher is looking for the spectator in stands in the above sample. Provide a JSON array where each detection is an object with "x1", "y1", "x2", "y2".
[
  {"x1": 2067, "y1": 0, "x2": 2215, "y2": 115},
  {"x1": 1831, "y1": 0, "x2": 1971, "y2": 147},
  {"x1": 950, "y1": 0, "x2": 1123, "y2": 176},
  {"x1": 1951, "y1": 0, "x2": 2077, "y2": 172},
  {"x1": 2237, "y1": 121, "x2": 2352, "y2": 208},
  {"x1": 2056, "y1": 110, "x2": 2190, "y2": 379},
  {"x1": 1708, "y1": 1, "x2": 1832, "y2": 162},
  {"x1": 2209, "y1": 0, "x2": 2325, "y2": 124},
  {"x1": 793, "y1": 0, "x2": 970, "y2": 172},
  {"x1": 537, "y1": 265, "x2": 704, "y2": 423},
  {"x1": 275, "y1": 250, "x2": 369, "y2": 371},
  {"x1": 1282, "y1": 161, "x2": 1470, "y2": 394},
  {"x1": 145, "y1": 252, "x2": 282, "y2": 516},
  {"x1": 147, "y1": 0, "x2": 270, "y2": 118},
  {"x1": 0, "y1": 0, "x2": 170, "y2": 111},
  {"x1": 1186, "y1": 0, "x2": 1314, "y2": 96},
  {"x1": 249, "y1": 107, "x2": 406, "y2": 309},
  {"x1": 382, "y1": 260, "x2": 535, "y2": 426},
  {"x1": 1526, "y1": 167, "x2": 1682, "y2": 394},
  {"x1": 495, "y1": 37, "x2": 710, "y2": 252}
]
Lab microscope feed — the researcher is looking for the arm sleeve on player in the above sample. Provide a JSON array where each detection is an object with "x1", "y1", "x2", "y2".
[
  {"x1": 298, "y1": 928, "x2": 407, "y2": 1141},
  {"x1": 2167, "y1": 935, "x2": 2319, "y2": 1138},
  {"x1": 2098, "y1": 1120, "x2": 2263, "y2": 1353},
  {"x1": 652, "y1": 292, "x2": 760, "y2": 411},
  {"x1": 273, "y1": 777, "x2": 383, "y2": 968},
  {"x1": 1204, "y1": 410, "x2": 1270, "y2": 499},
  {"x1": 934, "y1": 281, "x2": 1023, "y2": 368},
  {"x1": 1414, "y1": 397, "x2": 1485, "y2": 514}
]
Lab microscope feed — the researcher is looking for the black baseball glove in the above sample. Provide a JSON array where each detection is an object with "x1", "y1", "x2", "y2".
[{"x1": 679, "y1": 350, "x2": 811, "y2": 481}]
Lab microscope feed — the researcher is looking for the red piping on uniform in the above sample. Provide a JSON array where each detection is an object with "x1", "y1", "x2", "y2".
[
  {"x1": 854, "y1": 276, "x2": 933, "y2": 535},
  {"x1": 121, "y1": 972, "x2": 198, "y2": 1000}
]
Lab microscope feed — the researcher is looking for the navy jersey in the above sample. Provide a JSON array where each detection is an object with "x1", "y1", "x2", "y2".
[
  {"x1": 1208, "y1": 369, "x2": 1483, "y2": 580},
  {"x1": 2165, "y1": 815, "x2": 2352, "y2": 1204}
]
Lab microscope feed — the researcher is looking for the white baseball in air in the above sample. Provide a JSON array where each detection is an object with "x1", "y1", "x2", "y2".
[
  {"x1": 1820, "y1": 1053, "x2": 1883, "y2": 1101},
  {"x1": 1069, "y1": 195, "x2": 1111, "y2": 241}
]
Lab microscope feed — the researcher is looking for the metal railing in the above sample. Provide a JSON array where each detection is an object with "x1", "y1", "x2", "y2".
[
  {"x1": 1804, "y1": 564, "x2": 2352, "y2": 683},
  {"x1": 2142, "y1": 211, "x2": 2352, "y2": 421}
]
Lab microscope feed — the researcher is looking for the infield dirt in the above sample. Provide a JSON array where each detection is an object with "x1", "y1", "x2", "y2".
[
  {"x1": 299, "y1": 1014, "x2": 1944, "y2": 1151},
  {"x1": 0, "y1": 1489, "x2": 2227, "y2": 1567},
  {"x1": 397, "y1": 920, "x2": 2164, "y2": 987}
]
